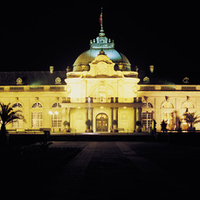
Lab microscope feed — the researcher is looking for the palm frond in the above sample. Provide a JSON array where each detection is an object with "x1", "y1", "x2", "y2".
[
  {"x1": 194, "y1": 120, "x2": 200, "y2": 124},
  {"x1": 184, "y1": 112, "x2": 200, "y2": 124},
  {"x1": 0, "y1": 103, "x2": 26, "y2": 128}
]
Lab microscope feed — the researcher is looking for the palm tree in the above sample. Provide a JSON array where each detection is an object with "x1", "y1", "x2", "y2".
[
  {"x1": 183, "y1": 112, "x2": 200, "y2": 130},
  {"x1": 0, "y1": 103, "x2": 26, "y2": 144}
]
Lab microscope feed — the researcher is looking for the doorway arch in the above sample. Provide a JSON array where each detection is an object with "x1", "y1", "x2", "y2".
[{"x1": 96, "y1": 113, "x2": 108, "y2": 132}]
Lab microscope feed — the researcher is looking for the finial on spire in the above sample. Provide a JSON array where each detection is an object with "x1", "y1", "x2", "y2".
[
  {"x1": 100, "y1": 7, "x2": 103, "y2": 27},
  {"x1": 99, "y1": 7, "x2": 105, "y2": 37}
]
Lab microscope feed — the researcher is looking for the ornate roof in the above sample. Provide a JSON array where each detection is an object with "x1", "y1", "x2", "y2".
[
  {"x1": 0, "y1": 71, "x2": 66, "y2": 85},
  {"x1": 73, "y1": 12, "x2": 131, "y2": 72},
  {"x1": 67, "y1": 50, "x2": 138, "y2": 79}
]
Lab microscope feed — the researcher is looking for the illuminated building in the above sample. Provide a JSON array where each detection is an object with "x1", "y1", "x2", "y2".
[{"x1": 1, "y1": 12, "x2": 200, "y2": 133}]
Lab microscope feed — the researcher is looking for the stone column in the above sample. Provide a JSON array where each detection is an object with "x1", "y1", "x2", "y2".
[
  {"x1": 86, "y1": 108, "x2": 89, "y2": 131},
  {"x1": 133, "y1": 107, "x2": 137, "y2": 132},
  {"x1": 64, "y1": 108, "x2": 70, "y2": 122},
  {"x1": 68, "y1": 108, "x2": 71, "y2": 123},
  {"x1": 138, "y1": 107, "x2": 142, "y2": 122},
  {"x1": 115, "y1": 108, "x2": 118, "y2": 130},
  {"x1": 64, "y1": 107, "x2": 71, "y2": 132},
  {"x1": 111, "y1": 107, "x2": 114, "y2": 130},
  {"x1": 86, "y1": 108, "x2": 89, "y2": 121},
  {"x1": 90, "y1": 108, "x2": 93, "y2": 131}
]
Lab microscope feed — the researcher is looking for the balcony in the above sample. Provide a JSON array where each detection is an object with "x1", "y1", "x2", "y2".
[
  {"x1": 0, "y1": 85, "x2": 66, "y2": 92},
  {"x1": 138, "y1": 84, "x2": 200, "y2": 91}
]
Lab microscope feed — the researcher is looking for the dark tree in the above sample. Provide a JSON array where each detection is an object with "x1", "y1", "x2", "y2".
[{"x1": 0, "y1": 103, "x2": 26, "y2": 145}]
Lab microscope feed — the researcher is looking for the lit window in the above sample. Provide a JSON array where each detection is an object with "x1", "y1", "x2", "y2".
[
  {"x1": 31, "y1": 112, "x2": 42, "y2": 128},
  {"x1": 51, "y1": 112, "x2": 62, "y2": 128},
  {"x1": 143, "y1": 76, "x2": 150, "y2": 84},
  {"x1": 162, "y1": 112, "x2": 174, "y2": 130},
  {"x1": 55, "y1": 77, "x2": 61, "y2": 84},
  {"x1": 96, "y1": 113, "x2": 108, "y2": 119},
  {"x1": 16, "y1": 77, "x2": 23, "y2": 85},
  {"x1": 142, "y1": 112, "x2": 153, "y2": 132},
  {"x1": 12, "y1": 118, "x2": 23, "y2": 128},
  {"x1": 12, "y1": 103, "x2": 23, "y2": 128},
  {"x1": 182, "y1": 101, "x2": 194, "y2": 109},
  {"x1": 162, "y1": 101, "x2": 174, "y2": 108}
]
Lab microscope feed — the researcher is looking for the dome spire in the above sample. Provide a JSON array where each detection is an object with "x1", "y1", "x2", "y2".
[{"x1": 99, "y1": 7, "x2": 105, "y2": 37}]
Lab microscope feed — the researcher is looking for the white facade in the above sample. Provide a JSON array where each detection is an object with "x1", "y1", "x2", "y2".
[
  {"x1": 138, "y1": 85, "x2": 200, "y2": 131},
  {"x1": 1, "y1": 19, "x2": 200, "y2": 133},
  {"x1": 1, "y1": 75, "x2": 200, "y2": 133},
  {"x1": 64, "y1": 51, "x2": 142, "y2": 133}
]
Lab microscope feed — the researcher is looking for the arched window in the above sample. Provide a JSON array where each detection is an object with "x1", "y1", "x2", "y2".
[
  {"x1": 12, "y1": 103, "x2": 23, "y2": 108},
  {"x1": 11, "y1": 103, "x2": 23, "y2": 128},
  {"x1": 143, "y1": 102, "x2": 153, "y2": 108},
  {"x1": 32, "y1": 102, "x2": 42, "y2": 108},
  {"x1": 49, "y1": 112, "x2": 62, "y2": 128},
  {"x1": 161, "y1": 99, "x2": 174, "y2": 130},
  {"x1": 161, "y1": 101, "x2": 174, "y2": 108},
  {"x1": 32, "y1": 112, "x2": 42, "y2": 128},
  {"x1": 52, "y1": 103, "x2": 62, "y2": 108},
  {"x1": 142, "y1": 112, "x2": 153, "y2": 132},
  {"x1": 11, "y1": 102, "x2": 23, "y2": 128},
  {"x1": 31, "y1": 102, "x2": 43, "y2": 128},
  {"x1": 182, "y1": 101, "x2": 194, "y2": 109}
]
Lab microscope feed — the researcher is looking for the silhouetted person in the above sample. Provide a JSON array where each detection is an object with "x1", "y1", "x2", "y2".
[
  {"x1": 178, "y1": 120, "x2": 182, "y2": 132},
  {"x1": 161, "y1": 120, "x2": 167, "y2": 133},
  {"x1": 152, "y1": 119, "x2": 157, "y2": 134}
]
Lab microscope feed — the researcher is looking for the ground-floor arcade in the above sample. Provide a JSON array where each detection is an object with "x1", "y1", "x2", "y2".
[{"x1": 62, "y1": 100, "x2": 143, "y2": 133}]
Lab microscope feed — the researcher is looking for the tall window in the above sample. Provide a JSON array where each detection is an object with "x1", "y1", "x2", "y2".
[
  {"x1": 161, "y1": 100, "x2": 174, "y2": 130},
  {"x1": 32, "y1": 102, "x2": 43, "y2": 128},
  {"x1": 50, "y1": 103, "x2": 62, "y2": 128},
  {"x1": 142, "y1": 112, "x2": 153, "y2": 132},
  {"x1": 12, "y1": 118, "x2": 23, "y2": 128},
  {"x1": 32, "y1": 112, "x2": 42, "y2": 128},
  {"x1": 162, "y1": 112, "x2": 174, "y2": 130},
  {"x1": 12, "y1": 102, "x2": 23, "y2": 128},
  {"x1": 51, "y1": 112, "x2": 62, "y2": 128},
  {"x1": 142, "y1": 101, "x2": 153, "y2": 132}
]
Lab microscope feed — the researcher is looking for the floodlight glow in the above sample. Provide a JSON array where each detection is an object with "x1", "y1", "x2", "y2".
[{"x1": 49, "y1": 111, "x2": 53, "y2": 115}]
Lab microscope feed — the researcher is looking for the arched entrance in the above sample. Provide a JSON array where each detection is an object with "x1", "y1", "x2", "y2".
[{"x1": 96, "y1": 113, "x2": 108, "y2": 132}]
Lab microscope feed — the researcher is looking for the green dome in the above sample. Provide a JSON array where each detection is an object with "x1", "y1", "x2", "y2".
[
  {"x1": 73, "y1": 49, "x2": 131, "y2": 72},
  {"x1": 73, "y1": 29, "x2": 131, "y2": 72}
]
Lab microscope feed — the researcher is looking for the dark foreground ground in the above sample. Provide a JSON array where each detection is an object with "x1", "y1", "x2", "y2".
[{"x1": 1, "y1": 137, "x2": 200, "y2": 199}]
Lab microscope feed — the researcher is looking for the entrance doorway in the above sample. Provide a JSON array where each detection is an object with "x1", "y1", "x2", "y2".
[{"x1": 96, "y1": 113, "x2": 108, "y2": 132}]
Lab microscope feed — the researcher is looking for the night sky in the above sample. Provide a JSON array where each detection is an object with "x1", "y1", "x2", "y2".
[{"x1": 1, "y1": 1, "x2": 199, "y2": 83}]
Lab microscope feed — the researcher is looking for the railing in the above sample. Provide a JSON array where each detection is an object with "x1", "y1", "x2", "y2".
[
  {"x1": 138, "y1": 84, "x2": 200, "y2": 91},
  {"x1": 2, "y1": 84, "x2": 200, "y2": 92},
  {"x1": 0, "y1": 85, "x2": 66, "y2": 92},
  {"x1": 62, "y1": 97, "x2": 142, "y2": 104}
]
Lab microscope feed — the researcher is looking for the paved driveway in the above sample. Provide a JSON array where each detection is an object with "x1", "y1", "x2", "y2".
[{"x1": 44, "y1": 141, "x2": 200, "y2": 199}]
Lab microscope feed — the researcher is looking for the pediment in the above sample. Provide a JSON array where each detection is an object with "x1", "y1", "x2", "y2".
[{"x1": 91, "y1": 54, "x2": 113, "y2": 65}]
